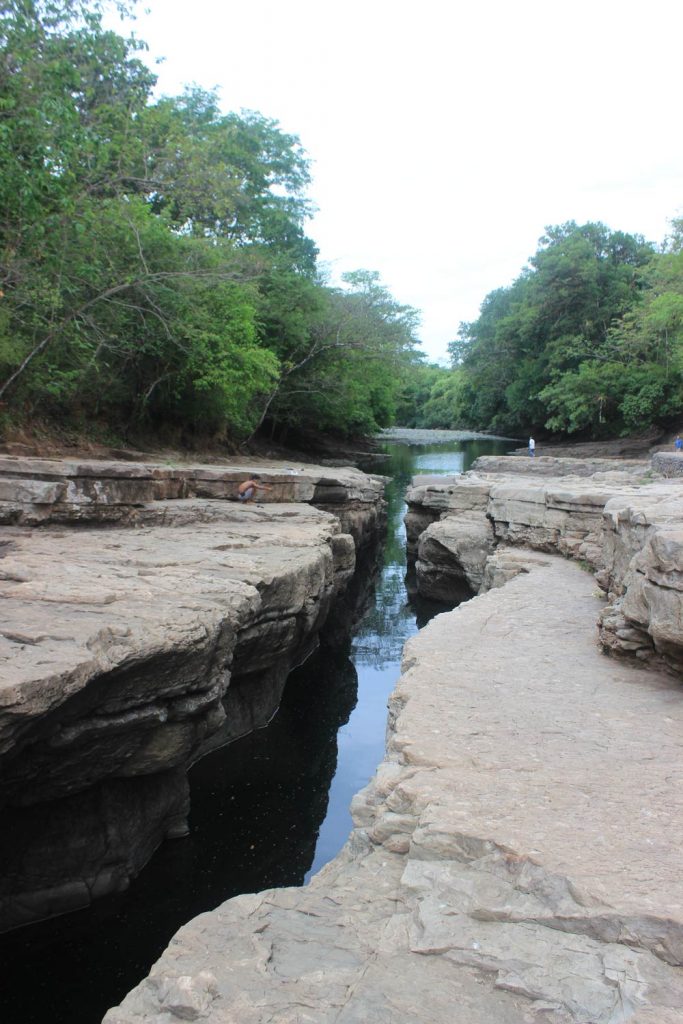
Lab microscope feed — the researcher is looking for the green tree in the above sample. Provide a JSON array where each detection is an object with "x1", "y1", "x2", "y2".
[
  {"x1": 394, "y1": 361, "x2": 448, "y2": 427},
  {"x1": 0, "y1": 1, "x2": 425, "y2": 444},
  {"x1": 253, "y1": 271, "x2": 421, "y2": 440},
  {"x1": 0, "y1": 1, "x2": 314, "y2": 439},
  {"x1": 420, "y1": 369, "x2": 468, "y2": 428},
  {"x1": 451, "y1": 222, "x2": 656, "y2": 436}
]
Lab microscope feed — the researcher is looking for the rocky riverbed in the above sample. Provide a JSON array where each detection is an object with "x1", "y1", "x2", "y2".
[
  {"x1": 0, "y1": 455, "x2": 385, "y2": 930},
  {"x1": 407, "y1": 452, "x2": 683, "y2": 674},
  {"x1": 101, "y1": 451, "x2": 683, "y2": 1024}
]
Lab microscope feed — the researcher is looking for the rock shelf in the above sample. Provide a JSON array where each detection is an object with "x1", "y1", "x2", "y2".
[
  {"x1": 103, "y1": 453, "x2": 683, "y2": 1024},
  {"x1": 104, "y1": 553, "x2": 683, "y2": 1024},
  {"x1": 407, "y1": 454, "x2": 683, "y2": 674},
  {"x1": 0, "y1": 457, "x2": 385, "y2": 930}
]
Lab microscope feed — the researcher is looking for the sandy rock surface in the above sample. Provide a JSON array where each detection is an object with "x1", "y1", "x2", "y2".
[
  {"x1": 0, "y1": 456, "x2": 384, "y2": 929},
  {"x1": 406, "y1": 456, "x2": 683, "y2": 673},
  {"x1": 105, "y1": 554, "x2": 683, "y2": 1024}
]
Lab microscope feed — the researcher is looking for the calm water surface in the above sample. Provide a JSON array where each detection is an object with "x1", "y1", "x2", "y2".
[{"x1": 0, "y1": 435, "x2": 513, "y2": 1024}]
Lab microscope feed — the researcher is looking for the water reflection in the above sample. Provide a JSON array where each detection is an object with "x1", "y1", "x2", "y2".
[
  {"x1": 303, "y1": 436, "x2": 511, "y2": 877},
  {"x1": 0, "y1": 433, "x2": 514, "y2": 1024}
]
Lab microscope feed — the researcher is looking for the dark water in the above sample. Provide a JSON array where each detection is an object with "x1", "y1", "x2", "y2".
[{"x1": 0, "y1": 435, "x2": 512, "y2": 1024}]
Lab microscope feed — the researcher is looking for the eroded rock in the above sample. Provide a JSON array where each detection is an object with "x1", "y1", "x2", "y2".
[
  {"x1": 0, "y1": 458, "x2": 385, "y2": 929},
  {"x1": 0, "y1": 454, "x2": 386, "y2": 543},
  {"x1": 405, "y1": 456, "x2": 683, "y2": 673},
  {"x1": 105, "y1": 556, "x2": 683, "y2": 1024}
]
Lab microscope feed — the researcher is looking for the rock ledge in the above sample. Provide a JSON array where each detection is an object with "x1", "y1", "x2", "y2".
[
  {"x1": 104, "y1": 454, "x2": 683, "y2": 1024},
  {"x1": 0, "y1": 456, "x2": 385, "y2": 930}
]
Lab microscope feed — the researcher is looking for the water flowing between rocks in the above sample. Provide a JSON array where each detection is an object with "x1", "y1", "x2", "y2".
[{"x1": 0, "y1": 433, "x2": 514, "y2": 1024}]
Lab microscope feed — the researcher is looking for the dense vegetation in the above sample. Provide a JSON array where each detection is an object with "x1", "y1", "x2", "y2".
[
  {"x1": 0, "y1": 0, "x2": 421, "y2": 446},
  {"x1": 404, "y1": 221, "x2": 683, "y2": 438},
  {"x1": 3, "y1": 2, "x2": 681, "y2": 448}
]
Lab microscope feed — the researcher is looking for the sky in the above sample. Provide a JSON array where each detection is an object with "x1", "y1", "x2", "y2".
[{"x1": 110, "y1": 0, "x2": 683, "y2": 363}]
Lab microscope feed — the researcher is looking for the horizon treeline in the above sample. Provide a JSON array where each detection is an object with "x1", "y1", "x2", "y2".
[
  {"x1": 4, "y1": 3, "x2": 681, "y2": 450},
  {"x1": 400, "y1": 220, "x2": 683, "y2": 438},
  {"x1": 0, "y1": 0, "x2": 421, "y2": 446}
]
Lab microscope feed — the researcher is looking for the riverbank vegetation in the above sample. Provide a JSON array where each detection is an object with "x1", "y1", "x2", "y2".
[
  {"x1": 404, "y1": 220, "x2": 683, "y2": 438},
  {"x1": 0, "y1": 0, "x2": 421, "y2": 448},
  {"x1": 3, "y1": 2, "x2": 681, "y2": 450}
]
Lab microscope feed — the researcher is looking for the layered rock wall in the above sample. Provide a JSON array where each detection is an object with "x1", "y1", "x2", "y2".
[
  {"x1": 104, "y1": 554, "x2": 683, "y2": 1024},
  {"x1": 0, "y1": 455, "x2": 385, "y2": 542},
  {"x1": 0, "y1": 457, "x2": 385, "y2": 930},
  {"x1": 406, "y1": 455, "x2": 683, "y2": 674}
]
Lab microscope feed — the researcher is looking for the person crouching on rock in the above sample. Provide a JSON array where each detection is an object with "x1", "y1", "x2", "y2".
[{"x1": 237, "y1": 474, "x2": 272, "y2": 503}]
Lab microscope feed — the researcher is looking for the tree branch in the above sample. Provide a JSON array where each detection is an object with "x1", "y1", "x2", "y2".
[{"x1": 0, "y1": 269, "x2": 246, "y2": 400}]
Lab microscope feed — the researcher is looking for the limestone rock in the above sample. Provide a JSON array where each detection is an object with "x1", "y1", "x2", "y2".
[
  {"x1": 480, "y1": 549, "x2": 550, "y2": 591},
  {"x1": 405, "y1": 457, "x2": 683, "y2": 673},
  {"x1": 0, "y1": 454, "x2": 386, "y2": 535},
  {"x1": 415, "y1": 514, "x2": 494, "y2": 599},
  {"x1": 105, "y1": 555, "x2": 683, "y2": 1024},
  {"x1": 472, "y1": 454, "x2": 651, "y2": 478},
  {"x1": 652, "y1": 451, "x2": 683, "y2": 477},
  {"x1": 0, "y1": 456, "x2": 386, "y2": 929}
]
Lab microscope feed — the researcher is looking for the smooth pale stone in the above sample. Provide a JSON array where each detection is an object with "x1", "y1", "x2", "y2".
[{"x1": 105, "y1": 554, "x2": 683, "y2": 1024}]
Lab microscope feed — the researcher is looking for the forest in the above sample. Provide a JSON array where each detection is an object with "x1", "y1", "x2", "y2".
[
  {"x1": 402, "y1": 220, "x2": 683, "y2": 439},
  {"x1": 0, "y1": 0, "x2": 421, "y2": 447},
  {"x1": 2, "y1": 1, "x2": 681, "y2": 448}
]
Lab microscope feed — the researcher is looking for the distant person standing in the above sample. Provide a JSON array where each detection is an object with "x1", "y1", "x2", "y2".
[
  {"x1": 675, "y1": 435, "x2": 683, "y2": 452},
  {"x1": 528, "y1": 437, "x2": 536, "y2": 458}
]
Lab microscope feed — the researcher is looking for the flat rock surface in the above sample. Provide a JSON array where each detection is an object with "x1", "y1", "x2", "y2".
[
  {"x1": 392, "y1": 556, "x2": 683, "y2": 924},
  {"x1": 106, "y1": 553, "x2": 683, "y2": 1023},
  {"x1": 0, "y1": 501, "x2": 348, "y2": 745}
]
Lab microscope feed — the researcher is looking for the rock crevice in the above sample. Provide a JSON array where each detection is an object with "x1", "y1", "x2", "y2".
[
  {"x1": 406, "y1": 453, "x2": 683, "y2": 673},
  {"x1": 0, "y1": 457, "x2": 385, "y2": 930},
  {"x1": 105, "y1": 553, "x2": 683, "y2": 1024}
]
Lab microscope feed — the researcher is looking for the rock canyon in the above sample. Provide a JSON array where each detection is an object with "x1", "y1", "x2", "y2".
[{"x1": 2, "y1": 448, "x2": 682, "y2": 1023}]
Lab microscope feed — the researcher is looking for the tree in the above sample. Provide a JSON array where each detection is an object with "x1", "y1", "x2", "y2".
[
  {"x1": 251, "y1": 271, "x2": 421, "y2": 440},
  {"x1": 394, "y1": 361, "x2": 447, "y2": 427},
  {"x1": 0, "y1": 2, "x2": 314, "y2": 439},
  {"x1": 450, "y1": 222, "x2": 657, "y2": 435},
  {"x1": 145, "y1": 90, "x2": 316, "y2": 270},
  {"x1": 0, "y1": 2, "x2": 425, "y2": 444}
]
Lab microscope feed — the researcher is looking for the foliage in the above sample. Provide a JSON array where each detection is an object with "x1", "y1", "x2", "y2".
[
  {"x1": 9, "y1": 2, "x2": 677, "y2": 447},
  {"x1": 394, "y1": 362, "x2": 448, "y2": 427},
  {"x1": 433, "y1": 221, "x2": 681, "y2": 437},
  {"x1": 255, "y1": 270, "x2": 421, "y2": 440},
  {"x1": 0, "y1": 0, "x2": 420, "y2": 442},
  {"x1": 401, "y1": 220, "x2": 683, "y2": 439}
]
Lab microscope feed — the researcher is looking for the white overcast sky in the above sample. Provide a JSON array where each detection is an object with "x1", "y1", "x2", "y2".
[{"x1": 111, "y1": 0, "x2": 683, "y2": 362}]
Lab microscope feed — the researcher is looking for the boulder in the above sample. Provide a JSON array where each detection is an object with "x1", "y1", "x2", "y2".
[{"x1": 415, "y1": 515, "x2": 494, "y2": 599}]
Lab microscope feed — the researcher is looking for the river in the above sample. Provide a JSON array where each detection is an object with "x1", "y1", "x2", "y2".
[{"x1": 0, "y1": 432, "x2": 514, "y2": 1024}]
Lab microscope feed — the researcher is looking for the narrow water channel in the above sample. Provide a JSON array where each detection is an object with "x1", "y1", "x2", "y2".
[{"x1": 0, "y1": 433, "x2": 513, "y2": 1024}]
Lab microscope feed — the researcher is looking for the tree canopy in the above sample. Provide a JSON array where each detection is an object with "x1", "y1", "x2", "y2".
[
  {"x1": 4, "y1": 2, "x2": 680, "y2": 447},
  {"x1": 0, "y1": 0, "x2": 421, "y2": 444},
  {"x1": 401, "y1": 221, "x2": 683, "y2": 438}
]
